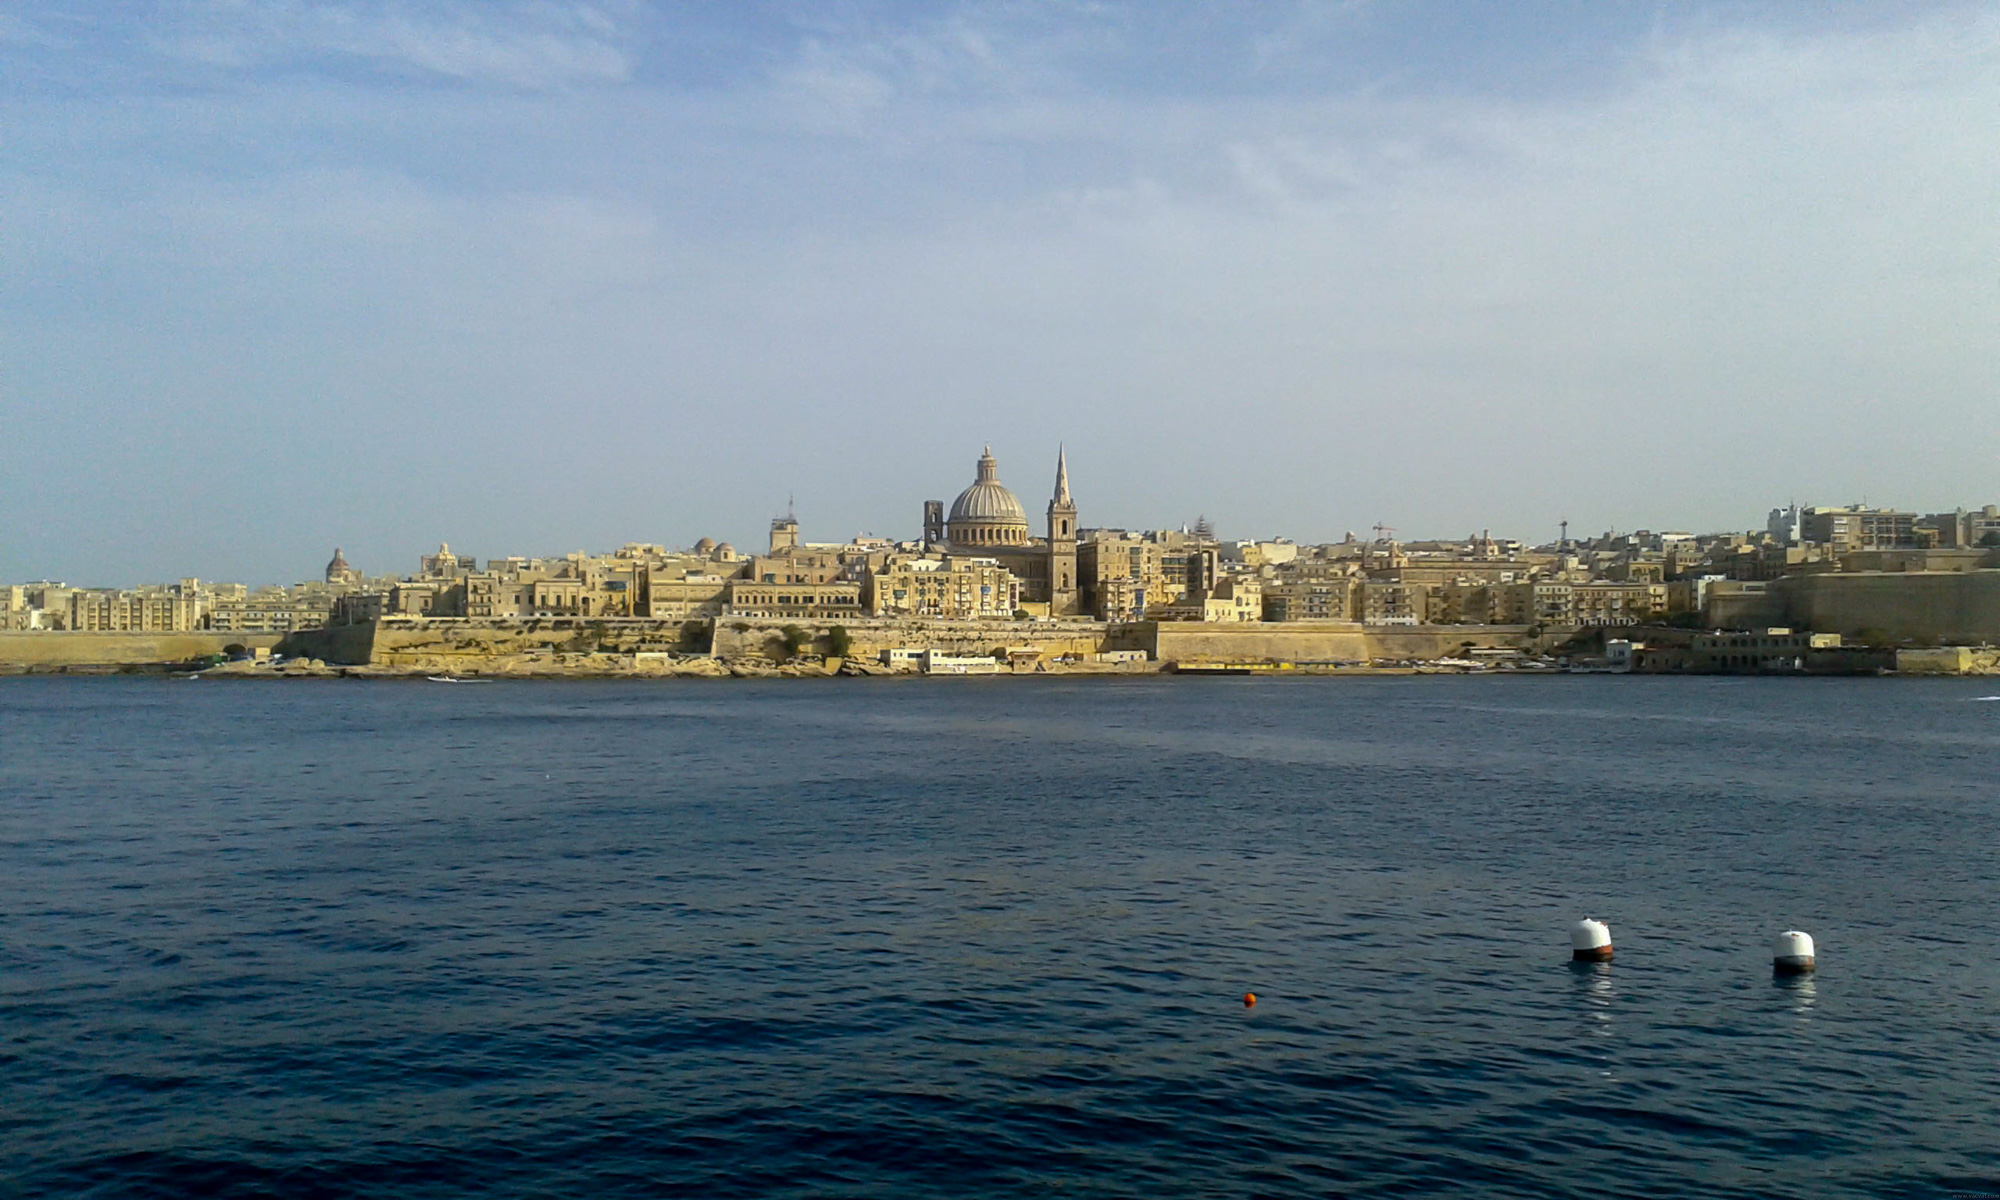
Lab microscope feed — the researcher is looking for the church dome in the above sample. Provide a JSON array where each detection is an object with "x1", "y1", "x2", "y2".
[
  {"x1": 325, "y1": 547, "x2": 358, "y2": 583},
  {"x1": 947, "y1": 448, "x2": 1031, "y2": 547}
]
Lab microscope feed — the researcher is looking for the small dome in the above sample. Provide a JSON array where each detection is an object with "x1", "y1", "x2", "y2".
[
  {"x1": 694, "y1": 537, "x2": 717, "y2": 555},
  {"x1": 714, "y1": 542, "x2": 737, "y2": 558}
]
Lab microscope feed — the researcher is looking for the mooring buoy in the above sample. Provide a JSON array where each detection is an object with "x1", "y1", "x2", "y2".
[
  {"x1": 1773, "y1": 930, "x2": 1816, "y2": 975},
  {"x1": 1571, "y1": 918, "x2": 1613, "y2": 962}
]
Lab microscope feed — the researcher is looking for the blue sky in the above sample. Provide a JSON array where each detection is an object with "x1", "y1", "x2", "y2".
[{"x1": 3, "y1": 1, "x2": 1995, "y2": 585}]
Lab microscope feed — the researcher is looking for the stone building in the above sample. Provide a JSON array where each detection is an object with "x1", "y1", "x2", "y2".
[
  {"x1": 1079, "y1": 532, "x2": 1172, "y2": 621},
  {"x1": 1571, "y1": 581, "x2": 1669, "y2": 626},
  {"x1": 1262, "y1": 579, "x2": 1351, "y2": 622},
  {"x1": 1799, "y1": 506, "x2": 1921, "y2": 552},
  {"x1": 721, "y1": 581, "x2": 864, "y2": 619},
  {"x1": 1358, "y1": 579, "x2": 1427, "y2": 625},
  {"x1": 867, "y1": 554, "x2": 1022, "y2": 619},
  {"x1": 65, "y1": 587, "x2": 205, "y2": 632},
  {"x1": 206, "y1": 588, "x2": 334, "y2": 633},
  {"x1": 922, "y1": 447, "x2": 1082, "y2": 617}
]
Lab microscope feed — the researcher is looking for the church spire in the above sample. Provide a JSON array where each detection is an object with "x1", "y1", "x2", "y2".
[{"x1": 1052, "y1": 445, "x2": 1072, "y2": 506}]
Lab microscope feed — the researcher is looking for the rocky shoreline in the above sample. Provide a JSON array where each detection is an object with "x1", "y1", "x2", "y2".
[{"x1": 3, "y1": 654, "x2": 1165, "y2": 680}]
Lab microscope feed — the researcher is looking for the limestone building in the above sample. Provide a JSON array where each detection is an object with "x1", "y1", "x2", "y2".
[
  {"x1": 922, "y1": 447, "x2": 1081, "y2": 616},
  {"x1": 868, "y1": 554, "x2": 1022, "y2": 619}
]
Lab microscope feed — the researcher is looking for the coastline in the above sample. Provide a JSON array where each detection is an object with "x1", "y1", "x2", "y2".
[{"x1": 7, "y1": 659, "x2": 1980, "y2": 680}]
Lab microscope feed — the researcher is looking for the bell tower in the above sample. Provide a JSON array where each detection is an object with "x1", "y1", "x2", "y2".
[{"x1": 1047, "y1": 446, "x2": 1079, "y2": 616}]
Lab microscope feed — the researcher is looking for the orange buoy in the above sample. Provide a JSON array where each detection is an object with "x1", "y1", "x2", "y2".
[{"x1": 1242, "y1": 992, "x2": 1257, "y2": 1007}]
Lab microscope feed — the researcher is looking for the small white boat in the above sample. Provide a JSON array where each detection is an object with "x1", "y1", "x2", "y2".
[{"x1": 426, "y1": 676, "x2": 492, "y2": 684}]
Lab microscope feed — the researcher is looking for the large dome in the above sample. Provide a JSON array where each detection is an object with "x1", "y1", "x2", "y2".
[
  {"x1": 947, "y1": 448, "x2": 1031, "y2": 547},
  {"x1": 325, "y1": 546, "x2": 358, "y2": 583}
]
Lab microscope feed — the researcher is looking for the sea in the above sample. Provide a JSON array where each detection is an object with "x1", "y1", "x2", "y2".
[{"x1": 3, "y1": 674, "x2": 1998, "y2": 1198}]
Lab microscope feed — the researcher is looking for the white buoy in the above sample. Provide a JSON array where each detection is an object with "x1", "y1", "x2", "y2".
[
  {"x1": 1571, "y1": 918, "x2": 1613, "y2": 962},
  {"x1": 1773, "y1": 930, "x2": 1816, "y2": 974}
]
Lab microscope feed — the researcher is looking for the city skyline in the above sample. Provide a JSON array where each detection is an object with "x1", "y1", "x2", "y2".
[
  {"x1": 10, "y1": 437, "x2": 1989, "y2": 592},
  {"x1": 4, "y1": 2, "x2": 1996, "y2": 585}
]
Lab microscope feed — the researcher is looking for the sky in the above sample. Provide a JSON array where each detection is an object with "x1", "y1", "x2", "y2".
[{"x1": 3, "y1": 1, "x2": 1996, "y2": 586}]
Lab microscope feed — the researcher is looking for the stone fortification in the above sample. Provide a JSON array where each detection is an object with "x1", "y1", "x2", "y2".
[
  {"x1": 1137, "y1": 621, "x2": 1536, "y2": 664},
  {"x1": 711, "y1": 616, "x2": 1111, "y2": 663},
  {"x1": 276, "y1": 615, "x2": 1112, "y2": 673},
  {"x1": 1705, "y1": 571, "x2": 2000, "y2": 645},
  {"x1": 272, "y1": 616, "x2": 1547, "y2": 675},
  {"x1": 1894, "y1": 647, "x2": 2000, "y2": 675},
  {"x1": 1777, "y1": 571, "x2": 2000, "y2": 645},
  {"x1": 0, "y1": 631, "x2": 283, "y2": 668},
  {"x1": 280, "y1": 617, "x2": 707, "y2": 669}
]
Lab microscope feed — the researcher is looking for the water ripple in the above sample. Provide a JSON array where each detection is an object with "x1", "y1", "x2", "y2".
[{"x1": 3, "y1": 675, "x2": 1998, "y2": 1197}]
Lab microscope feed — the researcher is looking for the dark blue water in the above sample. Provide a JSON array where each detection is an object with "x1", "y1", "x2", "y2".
[{"x1": 4, "y1": 676, "x2": 1999, "y2": 1197}]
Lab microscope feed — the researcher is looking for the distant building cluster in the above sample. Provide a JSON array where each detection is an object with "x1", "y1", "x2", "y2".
[{"x1": 6, "y1": 454, "x2": 1999, "y2": 644}]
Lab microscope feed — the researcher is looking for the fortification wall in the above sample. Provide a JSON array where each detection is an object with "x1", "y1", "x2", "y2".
[
  {"x1": 1895, "y1": 647, "x2": 2000, "y2": 675},
  {"x1": 277, "y1": 622, "x2": 379, "y2": 665},
  {"x1": 282, "y1": 618, "x2": 699, "y2": 666},
  {"x1": 1139, "y1": 622, "x2": 1535, "y2": 664},
  {"x1": 279, "y1": 617, "x2": 1112, "y2": 667},
  {"x1": 1777, "y1": 571, "x2": 2000, "y2": 644},
  {"x1": 0, "y1": 631, "x2": 283, "y2": 666},
  {"x1": 711, "y1": 617, "x2": 1109, "y2": 662},
  {"x1": 1705, "y1": 587, "x2": 1787, "y2": 631},
  {"x1": 1145, "y1": 622, "x2": 1369, "y2": 663},
  {"x1": 266, "y1": 616, "x2": 1546, "y2": 672}
]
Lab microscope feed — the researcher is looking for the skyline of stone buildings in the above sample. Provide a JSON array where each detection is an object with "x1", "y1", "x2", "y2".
[{"x1": 6, "y1": 449, "x2": 1999, "y2": 645}]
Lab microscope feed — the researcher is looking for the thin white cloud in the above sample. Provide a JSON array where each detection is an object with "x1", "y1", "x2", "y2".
[{"x1": 143, "y1": 0, "x2": 636, "y2": 87}]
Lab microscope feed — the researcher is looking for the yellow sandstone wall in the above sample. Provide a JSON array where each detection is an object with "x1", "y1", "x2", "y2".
[
  {"x1": 0, "y1": 631, "x2": 283, "y2": 666},
  {"x1": 1777, "y1": 571, "x2": 2000, "y2": 645},
  {"x1": 1140, "y1": 622, "x2": 1536, "y2": 664},
  {"x1": 711, "y1": 617, "x2": 1110, "y2": 662},
  {"x1": 270, "y1": 617, "x2": 1541, "y2": 671}
]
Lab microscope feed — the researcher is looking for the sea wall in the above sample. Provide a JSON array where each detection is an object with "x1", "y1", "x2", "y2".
[
  {"x1": 711, "y1": 617, "x2": 1110, "y2": 662},
  {"x1": 281, "y1": 618, "x2": 694, "y2": 667},
  {"x1": 278, "y1": 616, "x2": 1115, "y2": 668},
  {"x1": 276, "y1": 622, "x2": 378, "y2": 665},
  {"x1": 1895, "y1": 647, "x2": 2000, "y2": 675},
  {"x1": 276, "y1": 617, "x2": 1548, "y2": 671},
  {"x1": 1137, "y1": 621, "x2": 1537, "y2": 664},
  {"x1": 0, "y1": 631, "x2": 283, "y2": 667}
]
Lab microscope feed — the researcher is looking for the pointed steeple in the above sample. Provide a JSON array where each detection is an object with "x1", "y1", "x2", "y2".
[{"x1": 1052, "y1": 445, "x2": 1072, "y2": 506}]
